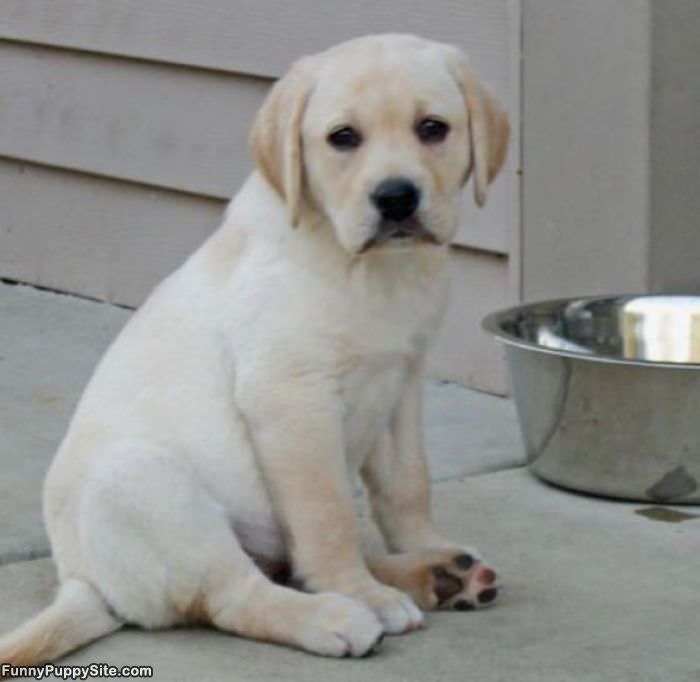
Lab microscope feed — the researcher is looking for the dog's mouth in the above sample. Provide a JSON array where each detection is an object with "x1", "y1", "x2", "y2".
[{"x1": 358, "y1": 217, "x2": 440, "y2": 254}]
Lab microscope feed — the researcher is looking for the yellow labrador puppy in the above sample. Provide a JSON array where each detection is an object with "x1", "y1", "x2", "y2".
[{"x1": 0, "y1": 33, "x2": 509, "y2": 664}]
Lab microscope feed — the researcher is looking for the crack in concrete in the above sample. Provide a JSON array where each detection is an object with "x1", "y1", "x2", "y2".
[{"x1": 1, "y1": 277, "x2": 134, "y2": 311}]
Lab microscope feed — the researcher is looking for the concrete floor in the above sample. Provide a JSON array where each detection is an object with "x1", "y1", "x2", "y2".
[{"x1": 1, "y1": 281, "x2": 699, "y2": 681}]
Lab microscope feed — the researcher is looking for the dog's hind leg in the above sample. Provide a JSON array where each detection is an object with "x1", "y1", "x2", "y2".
[
  {"x1": 206, "y1": 563, "x2": 385, "y2": 657},
  {"x1": 76, "y1": 442, "x2": 383, "y2": 658}
]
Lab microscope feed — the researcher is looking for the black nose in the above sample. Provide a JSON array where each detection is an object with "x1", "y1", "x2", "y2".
[{"x1": 371, "y1": 178, "x2": 420, "y2": 222}]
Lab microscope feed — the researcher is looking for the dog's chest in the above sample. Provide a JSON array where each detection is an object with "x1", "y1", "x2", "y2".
[
  {"x1": 335, "y1": 308, "x2": 426, "y2": 466},
  {"x1": 332, "y1": 281, "x2": 442, "y2": 467},
  {"x1": 339, "y1": 352, "x2": 406, "y2": 467}
]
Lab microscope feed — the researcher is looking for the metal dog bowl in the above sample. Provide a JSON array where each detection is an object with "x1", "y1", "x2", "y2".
[{"x1": 484, "y1": 295, "x2": 700, "y2": 504}]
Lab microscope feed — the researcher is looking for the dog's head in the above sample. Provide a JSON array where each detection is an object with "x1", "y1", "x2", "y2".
[{"x1": 251, "y1": 34, "x2": 510, "y2": 254}]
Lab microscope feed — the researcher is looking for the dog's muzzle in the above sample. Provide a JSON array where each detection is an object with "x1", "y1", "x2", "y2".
[{"x1": 360, "y1": 178, "x2": 438, "y2": 253}]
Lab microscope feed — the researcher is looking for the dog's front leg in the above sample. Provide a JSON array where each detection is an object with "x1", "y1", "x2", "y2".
[
  {"x1": 361, "y1": 361, "x2": 501, "y2": 610},
  {"x1": 237, "y1": 371, "x2": 423, "y2": 634},
  {"x1": 361, "y1": 360, "x2": 448, "y2": 552}
]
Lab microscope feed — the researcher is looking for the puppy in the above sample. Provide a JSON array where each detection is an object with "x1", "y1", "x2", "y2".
[{"x1": 0, "y1": 33, "x2": 509, "y2": 663}]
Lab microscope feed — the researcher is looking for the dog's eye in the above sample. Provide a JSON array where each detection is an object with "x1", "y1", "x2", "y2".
[
  {"x1": 327, "y1": 126, "x2": 362, "y2": 150},
  {"x1": 416, "y1": 118, "x2": 449, "y2": 144}
]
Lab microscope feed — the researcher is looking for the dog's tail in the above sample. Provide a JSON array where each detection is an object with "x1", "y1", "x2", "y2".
[{"x1": 0, "y1": 578, "x2": 122, "y2": 674}]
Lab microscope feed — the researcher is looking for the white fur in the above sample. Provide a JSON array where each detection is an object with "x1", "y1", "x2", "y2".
[
  {"x1": 0, "y1": 34, "x2": 509, "y2": 663},
  {"x1": 44, "y1": 172, "x2": 445, "y2": 629}
]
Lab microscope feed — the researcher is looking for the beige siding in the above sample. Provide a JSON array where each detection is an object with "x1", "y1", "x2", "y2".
[
  {"x1": 0, "y1": 0, "x2": 516, "y2": 81},
  {"x1": 522, "y1": 0, "x2": 650, "y2": 300},
  {"x1": 0, "y1": 42, "x2": 268, "y2": 198},
  {"x1": 0, "y1": 159, "x2": 225, "y2": 306},
  {"x1": 428, "y1": 248, "x2": 510, "y2": 394},
  {"x1": 648, "y1": 1, "x2": 700, "y2": 292},
  {"x1": 0, "y1": 1, "x2": 521, "y2": 392}
]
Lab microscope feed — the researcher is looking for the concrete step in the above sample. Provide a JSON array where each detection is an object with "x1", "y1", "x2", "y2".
[{"x1": 1, "y1": 468, "x2": 699, "y2": 682}]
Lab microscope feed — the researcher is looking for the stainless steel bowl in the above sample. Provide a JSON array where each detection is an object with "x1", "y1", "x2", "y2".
[{"x1": 484, "y1": 295, "x2": 700, "y2": 503}]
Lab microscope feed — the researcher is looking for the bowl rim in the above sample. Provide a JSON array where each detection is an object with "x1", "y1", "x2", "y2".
[{"x1": 482, "y1": 294, "x2": 700, "y2": 370}]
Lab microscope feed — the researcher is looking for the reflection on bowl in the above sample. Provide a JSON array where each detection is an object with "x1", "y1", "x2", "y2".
[{"x1": 484, "y1": 295, "x2": 700, "y2": 504}]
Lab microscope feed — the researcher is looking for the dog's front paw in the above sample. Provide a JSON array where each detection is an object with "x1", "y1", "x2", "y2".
[
  {"x1": 369, "y1": 547, "x2": 500, "y2": 612},
  {"x1": 425, "y1": 549, "x2": 500, "y2": 611},
  {"x1": 296, "y1": 593, "x2": 384, "y2": 658},
  {"x1": 345, "y1": 581, "x2": 424, "y2": 635}
]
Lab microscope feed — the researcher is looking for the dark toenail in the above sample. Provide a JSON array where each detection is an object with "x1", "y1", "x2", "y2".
[
  {"x1": 453, "y1": 599, "x2": 475, "y2": 611},
  {"x1": 478, "y1": 587, "x2": 498, "y2": 604},
  {"x1": 480, "y1": 568, "x2": 496, "y2": 585},
  {"x1": 454, "y1": 554, "x2": 474, "y2": 570}
]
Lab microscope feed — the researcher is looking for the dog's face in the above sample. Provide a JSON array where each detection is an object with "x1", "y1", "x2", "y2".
[{"x1": 251, "y1": 35, "x2": 510, "y2": 255}]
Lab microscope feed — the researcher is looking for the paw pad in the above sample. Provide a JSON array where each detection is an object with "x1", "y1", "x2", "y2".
[
  {"x1": 428, "y1": 550, "x2": 500, "y2": 612},
  {"x1": 477, "y1": 587, "x2": 498, "y2": 604}
]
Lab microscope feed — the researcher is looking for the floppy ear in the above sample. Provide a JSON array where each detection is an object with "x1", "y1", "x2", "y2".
[
  {"x1": 250, "y1": 57, "x2": 316, "y2": 227},
  {"x1": 449, "y1": 52, "x2": 510, "y2": 207}
]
